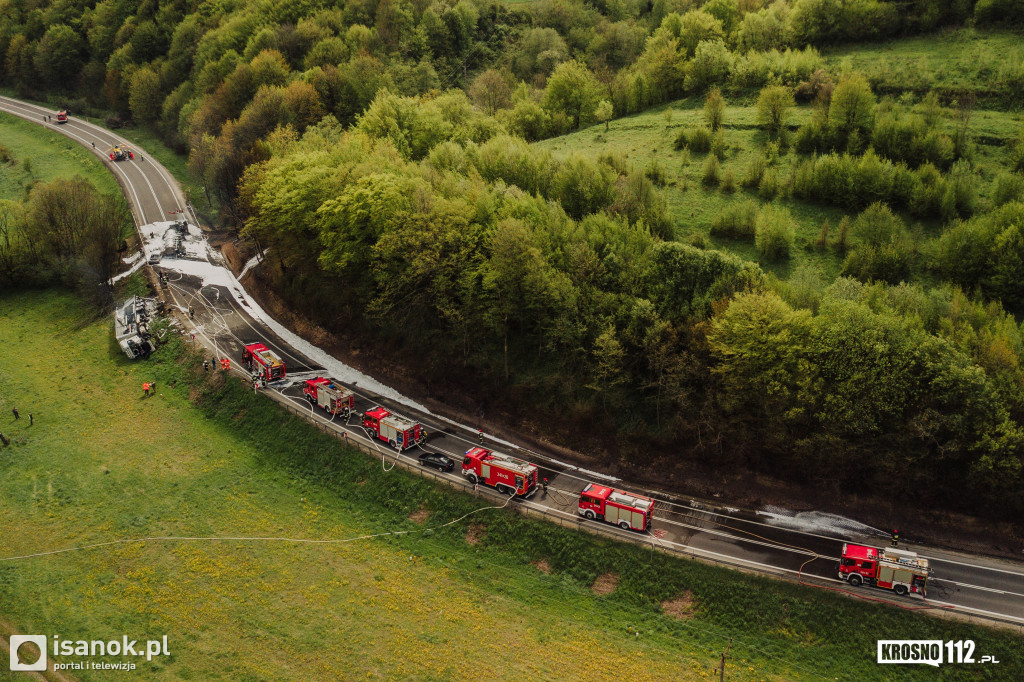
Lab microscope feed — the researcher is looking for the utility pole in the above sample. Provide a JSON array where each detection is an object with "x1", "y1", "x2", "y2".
[{"x1": 716, "y1": 638, "x2": 732, "y2": 682}]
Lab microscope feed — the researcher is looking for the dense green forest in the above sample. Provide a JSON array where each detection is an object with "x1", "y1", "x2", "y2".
[{"x1": 3, "y1": 0, "x2": 1024, "y2": 518}]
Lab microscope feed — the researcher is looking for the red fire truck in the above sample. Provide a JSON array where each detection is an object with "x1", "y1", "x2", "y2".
[
  {"x1": 242, "y1": 342, "x2": 286, "y2": 382},
  {"x1": 838, "y1": 543, "x2": 930, "y2": 596},
  {"x1": 303, "y1": 377, "x2": 354, "y2": 416},
  {"x1": 462, "y1": 447, "x2": 538, "y2": 497},
  {"x1": 363, "y1": 407, "x2": 421, "y2": 451},
  {"x1": 578, "y1": 483, "x2": 654, "y2": 531},
  {"x1": 56, "y1": 109, "x2": 68, "y2": 123}
]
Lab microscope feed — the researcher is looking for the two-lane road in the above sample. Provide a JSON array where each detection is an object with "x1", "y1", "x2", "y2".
[{"x1": 6, "y1": 95, "x2": 1024, "y2": 627}]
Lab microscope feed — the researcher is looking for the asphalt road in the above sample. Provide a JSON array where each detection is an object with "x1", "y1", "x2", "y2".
[{"x1": 5, "y1": 95, "x2": 1024, "y2": 627}]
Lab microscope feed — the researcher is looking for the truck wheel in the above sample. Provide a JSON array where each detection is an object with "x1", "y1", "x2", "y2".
[
  {"x1": 618, "y1": 521, "x2": 630, "y2": 530},
  {"x1": 305, "y1": 394, "x2": 313, "y2": 403},
  {"x1": 848, "y1": 574, "x2": 862, "y2": 587},
  {"x1": 389, "y1": 439, "x2": 398, "y2": 449},
  {"x1": 467, "y1": 473, "x2": 478, "y2": 485},
  {"x1": 894, "y1": 585, "x2": 908, "y2": 596},
  {"x1": 584, "y1": 510, "x2": 595, "y2": 520}
]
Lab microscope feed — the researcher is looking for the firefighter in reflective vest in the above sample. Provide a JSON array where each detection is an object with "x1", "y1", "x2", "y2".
[{"x1": 891, "y1": 528, "x2": 899, "y2": 547}]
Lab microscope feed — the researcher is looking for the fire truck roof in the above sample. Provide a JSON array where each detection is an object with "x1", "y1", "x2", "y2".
[
  {"x1": 842, "y1": 544, "x2": 879, "y2": 561},
  {"x1": 308, "y1": 377, "x2": 350, "y2": 392},
  {"x1": 467, "y1": 447, "x2": 535, "y2": 472},
  {"x1": 582, "y1": 483, "x2": 614, "y2": 500},
  {"x1": 609, "y1": 490, "x2": 653, "y2": 511},
  {"x1": 382, "y1": 414, "x2": 418, "y2": 430},
  {"x1": 365, "y1": 407, "x2": 391, "y2": 420},
  {"x1": 881, "y1": 548, "x2": 929, "y2": 571}
]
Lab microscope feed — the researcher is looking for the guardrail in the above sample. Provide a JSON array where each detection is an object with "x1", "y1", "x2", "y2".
[
  {"x1": 270, "y1": 390, "x2": 831, "y2": 579},
  {"x1": 254, "y1": 382, "x2": 1024, "y2": 632}
]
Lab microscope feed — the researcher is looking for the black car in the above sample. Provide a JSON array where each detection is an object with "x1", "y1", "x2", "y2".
[{"x1": 418, "y1": 451, "x2": 454, "y2": 472}]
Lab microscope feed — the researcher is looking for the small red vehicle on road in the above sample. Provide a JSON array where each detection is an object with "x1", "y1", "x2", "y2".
[
  {"x1": 838, "y1": 543, "x2": 930, "y2": 596},
  {"x1": 242, "y1": 342, "x2": 285, "y2": 382},
  {"x1": 56, "y1": 109, "x2": 68, "y2": 123},
  {"x1": 303, "y1": 377, "x2": 354, "y2": 416},
  {"x1": 578, "y1": 483, "x2": 654, "y2": 531},
  {"x1": 462, "y1": 447, "x2": 537, "y2": 497},
  {"x1": 363, "y1": 407, "x2": 421, "y2": 451}
]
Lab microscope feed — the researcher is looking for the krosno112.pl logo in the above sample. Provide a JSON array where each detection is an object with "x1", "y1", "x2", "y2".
[
  {"x1": 9, "y1": 634, "x2": 170, "y2": 673},
  {"x1": 877, "y1": 640, "x2": 999, "y2": 667}
]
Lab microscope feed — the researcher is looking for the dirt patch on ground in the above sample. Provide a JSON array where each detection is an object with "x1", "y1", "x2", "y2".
[
  {"x1": 661, "y1": 590, "x2": 696, "y2": 620},
  {"x1": 591, "y1": 572, "x2": 619, "y2": 595},
  {"x1": 408, "y1": 506, "x2": 430, "y2": 524},
  {"x1": 188, "y1": 385, "x2": 202, "y2": 404},
  {"x1": 465, "y1": 523, "x2": 487, "y2": 545},
  {"x1": 532, "y1": 558, "x2": 551, "y2": 573}
]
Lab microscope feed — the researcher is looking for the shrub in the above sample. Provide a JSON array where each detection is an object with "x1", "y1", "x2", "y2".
[
  {"x1": 0, "y1": 143, "x2": 13, "y2": 164},
  {"x1": 721, "y1": 169, "x2": 737, "y2": 193},
  {"x1": 795, "y1": 69, "x2": 833, "y2": 104},
  {"x1": 909, "y1": 162, "x2": 944, "y2": 217},
  {"x1": 993, "y1": 172, "x2": 1024, "y2": 207},
  {"x1": 755, "y1": 204, "x2": 795, "y2": 261},
  {"x1": 833, "y1": 215, "x2": 851, "y2": 252},
  {"x1": 934, "y1": 212, "x2": 1004, "y2": 290},
  {"x1": 940, "y1": 159, "x2": 978, "y2": 221},
  {"x1": 815, "y1": 219, "x2": 830, "y2": 249},
  {"x1": 685, "y1": 39, "x2": 734, "y2": 91},
  {"x1": 704, "y1": 87, "x2": 725, "y2": 130},
  {"x1": 711, "y1": 128, "x2": 728, "y2": 159},
  {"x1": 1012, "y1": 135, "x2": 1024, "y2": 173},
  {"x1": 676, "y1": 125, "x2": 713, "y2": 152},
  {"x1": 759, "y1": 168, "x2": 781, "y2": 199},
  {"x1": 645, "y1": 158, "x2": 667, "y2": 186},
  {"x1": 840, "y1": 243, "x2": 913, "y2": 284},
  {"x1": 710, "y1": 199, "x2": 758, "y2": 239},
  {"x1": 852, "y1": 202, "x2": 906, "y2": 248},
  {"x1": 743, "y1": 153, "x2": 767, "y2": 188},
  {"x1": 702, "y1": 155, "x2": 721, "y2": 186},
  {"x1": 756, "y1": 84, "x2": 794, "y2": 137}
]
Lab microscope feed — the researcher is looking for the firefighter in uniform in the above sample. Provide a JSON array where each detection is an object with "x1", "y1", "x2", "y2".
[{"x1": 891, "y1": 528, "x2": 899, "y2": 547}]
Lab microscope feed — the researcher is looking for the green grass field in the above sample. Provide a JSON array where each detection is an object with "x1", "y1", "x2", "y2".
[
  {"x1": 822, "y1": 28, "x2": 1024, "y2": 107},
  {"x1": 535, "y1": 93, "x2": 1021, "y2": 283},
  {"x1": 536, "y1": 100, "x2": 846, "y2": 281},
  {"x1": 0, "y1": 111, "x2": 119, "y2": 201},
  {"x1": 1, "y1": 291, "x2": 1022, "y2": 681}
]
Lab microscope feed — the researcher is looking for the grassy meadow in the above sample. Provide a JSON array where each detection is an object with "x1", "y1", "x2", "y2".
[
  {"x1": 0, "y1": 110, "x2": 119, "y2": 202},
  {"x1": 1, "y1": 291, "x2": 1022, "y2": 681},
  {"x1": 822, "y1": 28, "x2": 1024, "y2": 107},
  {"x1": 535, "y1": 90, "x2": 1022, "y2": 283}
]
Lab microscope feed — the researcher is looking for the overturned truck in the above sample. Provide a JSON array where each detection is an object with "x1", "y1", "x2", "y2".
[{"x1": 114, "y1": 296, "x2": 160, "y2": 359}]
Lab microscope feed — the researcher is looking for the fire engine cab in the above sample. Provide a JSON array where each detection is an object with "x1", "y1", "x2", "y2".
[
  {"x1": 838, "y1": 543, "x2": 930, "y2": 597},
  {"x1": 462, "y1": 447, "x2": 537, "y2": 497},
  {"x1": 303, "y1": 377, "x2": 354, "y2": 416},
  {"x1": 242, "y1": 342, "x2": 286, "y2": 381},
  {"x1": 578, "y1": 483, "x2": 654, "y2": 531},
  {"x1": 363, "y1": 407, "x2": 421, "y2": 451},
  {"x1": 56, "y1": 109, "x2": 68, "y2": 123}
]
